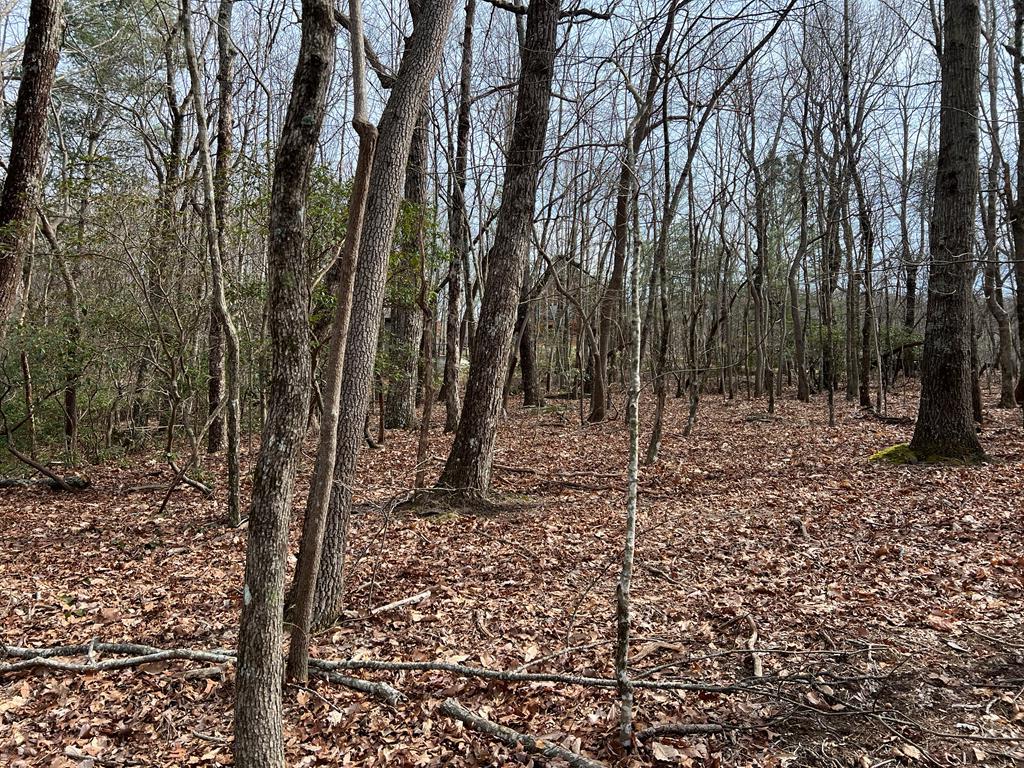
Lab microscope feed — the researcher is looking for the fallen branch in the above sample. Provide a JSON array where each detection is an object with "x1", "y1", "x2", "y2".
[
  {"x1": 0, "y1": 475, "x2": 90, "y2": 490},
  {"x1": 440, "y1": 697, "x2": 607, "y2": 768},
  {"x1": 3, "y1": 444, "x2": 89, "y2": 492},
  {"x1": 368, "y1": 589, "x2": 431, "y2": 616},
  {"x1": 312, "y1": 669, "x2": 402, "y2": 705},
  {"x1": 637, "y1": 722, "x2": 732, "y2": 739},
  {"x1": 0, "y1": 641, "x2": 400, "y2": 705},
  {"x1": 1, "y1": 640, "x2": 756, "y2": 695}
]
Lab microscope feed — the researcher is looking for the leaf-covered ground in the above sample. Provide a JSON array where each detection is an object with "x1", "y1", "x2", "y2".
[{"x1": 2, "y1": 385, "x2": 1023, "y2": 767}]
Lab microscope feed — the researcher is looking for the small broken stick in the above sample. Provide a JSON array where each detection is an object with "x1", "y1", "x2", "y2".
[{"x1": 745, "y1": 616, "x2": 763, "y2": 678}]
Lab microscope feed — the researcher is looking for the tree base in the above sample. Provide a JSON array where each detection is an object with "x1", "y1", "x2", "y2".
[
  {"x1": 401, "y1": 488, "x2": 534, "y2": 518},
  {"x1": 870, "y1": 442, "x2": 987, "y2": 465}
]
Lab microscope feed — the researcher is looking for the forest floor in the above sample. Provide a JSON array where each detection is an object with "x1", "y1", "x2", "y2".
[{"x1": 2, "y1": 382, "x2": 1023, "y2": 768}]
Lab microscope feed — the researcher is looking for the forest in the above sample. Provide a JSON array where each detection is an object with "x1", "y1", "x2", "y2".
[{"x1": 1, "y1": 0, "x2": 1023, "y2": 764}]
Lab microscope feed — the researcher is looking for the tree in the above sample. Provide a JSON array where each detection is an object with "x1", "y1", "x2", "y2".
[
  {"x1": 435, "y1": 0, "x2": 561, "y2": 497},
  {"x1": 442, "y1": 0, "x2": 476, "y2": 433},
  {"x1": 909, "y1": 0, "x2": 984, "y2": 462},
  {"x1": 301, "y1": 0, "x2": 457, "y2": 630},
  {"x1": 286, "y1": 0, "x2": 378, "y2": 684},
  {"x1": 231, "y1": 0, "x2": 336, "y2": 761},
  {"x1": 980, "y1": 0, "x2": 1014, "y2": 407},
  {"x1": 0, "y1": 0, "x2": 64, "y2": 332},
  {"x1": 207, "y1": 0, "x2": 237, "y2": 453},
  {"x1": 181, "y1": 0, "x2": 242, "y2": 525}
]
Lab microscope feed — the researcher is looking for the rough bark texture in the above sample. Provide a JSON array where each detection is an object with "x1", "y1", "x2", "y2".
[
  {"x1": 232, "y1": 0, "x2": 335, "y2": 762},
  {"x1": 444, "y1": 0, "x2": 476, "y2": 433},
  {"x1": 909, "y1": 0, "x2": 984, "y2": 462},
  {"x1": 384, "y1": 112, "x2": 429, "y2": 429},
  {"x1": 1009, "y1": 0, "x2": 1024, "y2": 406},
  {"x1": 286, "y1": 0, "x2": 377, "y2": 684},
  {"x1": 0, "y1": 0, "x2": 64, "y2": 332},
  {"x1": 309, "y1": 0, "x2": 456, "y2": 629},
  {"x1": 436, "y1": 0, "x2": 561, "y2": 496}
]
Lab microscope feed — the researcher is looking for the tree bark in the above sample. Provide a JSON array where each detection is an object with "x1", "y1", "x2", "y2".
[
  {"x1": 1007, "y1": 0, "x2": 1024, "y2": 407},
  {"x1": 182, "y1": 0, "x2": 241, "y2": 525},
  {"x1": 287, "y1": 0, "x2": 377, "y2": 683},
  {"x1": 308, "y1": 0, "x2": 456, "y2": 629},
  {"x1": 981, "y1": 0, "x2": 1015, "y2": 407},
  {"x1": 443, "y1": 0, "x2": 476, "y2": 433},
  {"x1": 436, "y1": 0, "x2": 561, "y2": 497},
  {"x1": 909, "y1": 0, "x2": 985, "y2": 462},
  {"x1": 384, "y1": 111, "x2": 428, "y2": 430},
  {"x1": 0, "y1": 0, "x2": 64, "y2": 332},
  {"x1": 208, "y1": 0, "x2": 237, "y2": 453},
  {"x1": 231, "y1": 0, "x2": 335, "y2": 761}
]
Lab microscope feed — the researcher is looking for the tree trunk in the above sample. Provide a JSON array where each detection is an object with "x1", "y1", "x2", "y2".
[
  {"x1": 208, "y1": 0, "x2": 236, "y2": 453},
  {"x1": 520, "y1": 312, "x2": 541, "y2": 406},
  {"x1": 444, "y1": 0, "x2": 476, "y2": 433},
  {"x1": 231, "y1": 0, "x2": 335, "y2": 761},
  {"x1": 590, "y1": 161, "x2": 631, "y2": 422},
  {"x1": 436, "y1": 0, "x2": 561, "y2": 497},
  {"x1": 789, "y1": 164, "x2": 810, "y2": 402},
  {"x1": 0, "y1": 0, "x2": 64, "y2": 332},
  {"x1": 909, "y1": 0, "x2": 984, "y2": 462},
  {"x1": 384, "y1": 111, "x2": 429, "y2": 429},
  {"x1": 182, "y1": 0, "x2": 241, "y2": 525},
  {"x1": 1008, "y1": 0, "x2": 1024, "y2": 408},
  {"x1": 285, "y1": 0, "x2": 377, "y2": 684},
  {"x1": 308, "y1": 0, "x2": 456, "y2": 629},
  {"x1": 982, "y1": 0, "x2": 1015, "y2": 407}
]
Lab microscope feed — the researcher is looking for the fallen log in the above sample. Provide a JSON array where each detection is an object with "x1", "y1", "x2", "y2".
[{"x1": 0, "y1": 475, "x2": 90, "y2": 490}]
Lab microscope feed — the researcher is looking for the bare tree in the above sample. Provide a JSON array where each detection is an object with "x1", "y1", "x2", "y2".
[
  {"x1": 231, "y1": 0, "x2": 337, "y2": 761},
  {"x1": 303, "y1": 0, "x2": 457, "y2": 629},
  {"x1": 435, "y1": 0, "x2": 561, "y2": 498},
  {"x1": 909, "y1": 0, "x2": 984, "y2": 462},
  {"x1": 286, "y1": 0, "x2": 378, "y2": 684}
]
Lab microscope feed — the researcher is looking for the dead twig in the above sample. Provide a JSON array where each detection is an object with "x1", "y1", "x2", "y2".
[
  {"x1": 440, "y1": 697, "x2": 607, "y2": 768},
  {"x1": 637, "y1": 722, "x2": 733, "y2": 739},
  {"x1": 745, "y1": 616, "x2": 763, "y2": 677}
]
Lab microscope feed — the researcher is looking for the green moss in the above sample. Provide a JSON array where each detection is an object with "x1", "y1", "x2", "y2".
[
  {"x1": 870, "y1": 442, "x2": 988, "y2": 465},
  {"x1": 869, "y1": 443, "x2": 919, "y2": 464}
]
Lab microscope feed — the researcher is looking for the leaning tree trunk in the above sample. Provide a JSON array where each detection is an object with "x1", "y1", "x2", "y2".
[
  {"x1": 0, "y1": 0, "x2": 64, "y2": 333},
  {"x1": 231, "y1": 0, "x2": 335, "y2": 762},
  {"x1": 909, "y1": 0, "x2": 984, "y2": 462},
  {"x1": 444, "y1": 0, "x2": 476, "y2": 433},
  {"x1": 307, "y1": 0, "x2": 456, "y2": 630},
  {"x1": 286, "y1": 0, "x2": 378, "y2": 684},
  {"x1": 436, "y1": 0, "x2": 561, "y2": 498}
]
